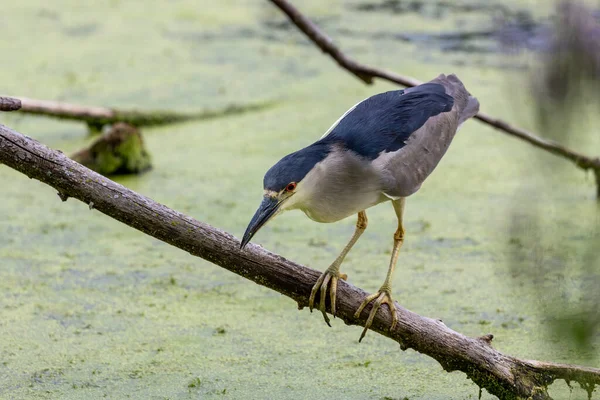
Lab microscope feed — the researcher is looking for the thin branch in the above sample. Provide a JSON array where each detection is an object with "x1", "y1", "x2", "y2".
[
  {"x1": 269, "y1": 0, "x2": 600, "y2": 192},
  {"x1": 9, "y1": 96, "x2": 273, "y2": 132},
  {"x1": 0, "y1": 96, "x2": 21, "y2": 112},
  {"x1": 1, "y1": 123, "x2": 599, "y2": 399},
  {"x1": 474, "y1": 111, "x2": 600, "y2": 171}
]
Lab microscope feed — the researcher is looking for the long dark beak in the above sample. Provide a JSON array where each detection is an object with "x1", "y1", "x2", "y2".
[{"x1": 240, "y1": 196, "x2": 281, "y2": 249}]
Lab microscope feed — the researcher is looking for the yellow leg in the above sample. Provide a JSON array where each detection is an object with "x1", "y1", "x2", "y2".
[
  {"x1": 354, "y1": 198, "x2": 405, "y2": 342},
  {"x1": 309, "y1": 211, "x2": 368, "y2": 326}
]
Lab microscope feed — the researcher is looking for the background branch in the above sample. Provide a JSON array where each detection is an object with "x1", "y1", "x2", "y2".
[
  {"x1": 1, "y1": 123, "x2": 598, "y2": 399},
  {"x1": 8, "y1": 96, "x2": 273, "y2": 133},
  {"x1": 269, "y1": 0, "x2": 600, "y2": 197}
]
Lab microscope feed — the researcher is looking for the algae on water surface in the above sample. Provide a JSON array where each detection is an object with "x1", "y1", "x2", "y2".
[{"x1": 1, "y1": 1, "x2": 598, "y2": 399}]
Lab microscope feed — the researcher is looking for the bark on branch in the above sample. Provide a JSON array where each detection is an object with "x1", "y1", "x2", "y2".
[
  {"x1": 0, "y1": 96, "x2": 21, "y2": 112},
  {"x1": 10, "y1": 96, "x2": 272, "y2": 133},
  {"x1": 269, "y1": 0, "x2": 600, "y2": 198},
  {"x1": 1, "y1": 123, "x2": 599, "y2": 399}
]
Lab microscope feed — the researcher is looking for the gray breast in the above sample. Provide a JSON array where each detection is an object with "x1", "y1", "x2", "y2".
[{"x1": 299, "y1": 145, "x2": 388, "y2": 223}]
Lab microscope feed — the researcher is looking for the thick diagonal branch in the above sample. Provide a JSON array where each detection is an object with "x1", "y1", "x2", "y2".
[
  {"x1": 0, "y1": 123, "x2": 598, "y2": 400},
  {"x1": 269, "y1": 0, "x2": 600, "y2": 195}
]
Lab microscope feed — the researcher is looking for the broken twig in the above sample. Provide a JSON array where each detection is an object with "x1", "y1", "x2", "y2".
[{"x1": 0, "y1": 96, "x2": 21, "y2": 112}]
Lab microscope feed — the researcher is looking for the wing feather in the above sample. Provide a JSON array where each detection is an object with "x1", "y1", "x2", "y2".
[{"x1": 319, "y1": 84, "x2": 454, "y2": 160}]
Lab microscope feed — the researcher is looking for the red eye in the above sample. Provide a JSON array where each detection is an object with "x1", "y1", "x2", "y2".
[{"x1": 286, "y1": 182, "x2": 296, "y2": 192}]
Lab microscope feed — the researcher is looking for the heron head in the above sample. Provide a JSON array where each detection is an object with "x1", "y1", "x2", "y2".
[{"x1": 240, "y1": 143, "x2": 330, "y2": 249}]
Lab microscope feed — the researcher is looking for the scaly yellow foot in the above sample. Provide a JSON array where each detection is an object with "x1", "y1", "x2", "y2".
[
  {"x1": 309, "y1": 268, "x2": 347, "y2": 326},
  {"x1": 354, "y1": 289, "x2": 398, "y2": 342}
]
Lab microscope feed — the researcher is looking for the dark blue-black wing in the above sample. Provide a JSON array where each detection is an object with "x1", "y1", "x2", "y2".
[{"x1": 322, "y1": 83, "x2": 454, "y2": 160}]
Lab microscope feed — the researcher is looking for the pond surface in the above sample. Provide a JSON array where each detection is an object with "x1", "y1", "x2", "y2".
[{"x1": 1, "y1": 1, "x2": 599, "y2": 399}]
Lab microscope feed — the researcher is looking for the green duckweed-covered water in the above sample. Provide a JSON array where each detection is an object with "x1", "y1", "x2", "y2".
[{"x1": 1, "y1": 1, "x2": 598, "y2": 399}]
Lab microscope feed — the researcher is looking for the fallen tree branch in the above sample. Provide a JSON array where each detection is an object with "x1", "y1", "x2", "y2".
[
  {"x1": 9, "y1": 96, "x2": 273, "y2": 133},
  {"x1": 269, "y1": 0, "x2": 600, "y2": 197},
  {"x1": 1, "y1": 123, "x2": 599, "y2": 399}
]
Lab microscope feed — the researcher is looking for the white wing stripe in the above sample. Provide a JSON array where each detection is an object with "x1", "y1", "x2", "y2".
[{"x1": 319, "y1": 99, "x2": 365, "y2": 139}]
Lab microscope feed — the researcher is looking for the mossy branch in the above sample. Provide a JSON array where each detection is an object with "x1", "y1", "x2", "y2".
[
  {"x1": 9, "y1": 96, "x2": 273, "y2": 133},
  {"x1": 268, "y1": 0, "x2": 600, "y2": 198},
  {"x1": 71, "y1": 123, "x2": 152, "y2": 176},
  {"x1": 1, "y1": 122, "x2": 599, "y2": 399}
]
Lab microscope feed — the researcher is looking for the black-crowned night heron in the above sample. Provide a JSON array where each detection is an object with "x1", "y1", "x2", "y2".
[{"x1": 241, "y1": 74, "x2": 479, "y2": 341}]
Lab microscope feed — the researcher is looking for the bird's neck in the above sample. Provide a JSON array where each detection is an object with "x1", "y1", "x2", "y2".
[{"x1": 296, "y1": 147, "x2": 387, "y2": 223}]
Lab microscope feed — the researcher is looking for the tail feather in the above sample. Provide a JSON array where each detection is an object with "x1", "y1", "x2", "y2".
[{"x1": 459, "y1": 95, "x2": 480, "y2": 125}]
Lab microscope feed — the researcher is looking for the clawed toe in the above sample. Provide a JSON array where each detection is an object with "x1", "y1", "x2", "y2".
[
  {"x1": 309, "y1": 270, "x2": 347, "y2": 326},
  {"x1": 354, "y1": 290, "x2": 398, "y2": 342}
]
